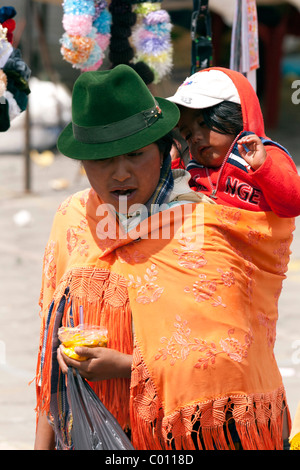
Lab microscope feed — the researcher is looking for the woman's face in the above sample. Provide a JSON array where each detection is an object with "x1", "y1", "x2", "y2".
[
  {"x1": 82, "y1": 143, "x2": 163, "y2": 213},
  {"x1": 177, "y1": 107, "x2": 235, "y2": 167}
]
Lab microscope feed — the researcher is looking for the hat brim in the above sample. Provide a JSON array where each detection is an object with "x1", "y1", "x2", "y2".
[
  {"x1": 167, "y1": 94, "x2": 223, "y2": 109},
  {"x1": 57, "y1": 97, "x2": 180, "y2": 160}
]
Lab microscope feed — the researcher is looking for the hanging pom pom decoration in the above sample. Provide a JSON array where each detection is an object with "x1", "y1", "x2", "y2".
[
  {"x1": 108, "y1": 0, "x2": 136, "y2": 67},
  {"x1": 108, "y1": 0, "x2": 154, "y2": 85},
  {"x1": 131, "y1": 1, "x2": 173, "y2": 84},
  {"x1": 0, "y1": 6, "x2": 15, "y2": 43},
  {"x1": 0, "y1": 7, "x2": 31, "y2": 132},
  {"x1": 60, "y1": 0, "x2": 111, "y2": 71}
]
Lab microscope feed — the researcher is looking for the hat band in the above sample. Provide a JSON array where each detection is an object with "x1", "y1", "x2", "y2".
[{"x1": 72, "y1": 101, "x2": 162, "y2": 144}]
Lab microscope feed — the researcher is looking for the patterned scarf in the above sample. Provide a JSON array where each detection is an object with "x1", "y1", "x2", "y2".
[{"x1": 146, "y1": 154, "x2": 174, "y2": 214}]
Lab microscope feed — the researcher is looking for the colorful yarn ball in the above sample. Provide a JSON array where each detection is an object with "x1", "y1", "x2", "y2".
[
  {"x1": 93, "y1": 9, "x2": 111, "y2": 34},
  {"x1": 132, "y1": 5, "x2": 173, "y2": 83},
  {"x1": 135, "y1": 50, "x2": 172, "y2": 83},
  {"x1": 95, "y1": 32, "x2": 111, "y2": 50},
  {"x1": 61, "y1": 46, "x2": 90, "y2": 67},
  {"x1": 82, "y1": 57, "x2": 103, "y2": 71},
  {"x1": 81, "y1": 41, "x2": 102, "y2": 68},
  {"x1": 133, "y1": 3, "x2": 161, "y2": 15},
  {"x1": 93, "y1": 0, "x2": 108, "y2": 18},
  {"x1": 144, "y1": 9, "x2": 170, "y2": 25},
  {"x1": 63, "y1": 0, "x2": 95, "y2": 16},
  {"x1": 60, "y1": 0, "x2": 111, "y2": 70},
  {"x1": 145, "y1": 21, "x2": 171, "y2": 35},
  {"x1": 133, "y1": 25, "x2": 171, "y2": 54},
  {"x1": 2, "y1": 18, "x2": 15, "y2": 43},
  {"x1": 0, "y1": 6, "x2": 16, "y2": 23},
  {"x1": 60, "y1": 34, "x2": 95, "y2": 66},
  {"x1": 62, "y1": 14, "x2": 93, "y2": 36},
  {"x1": 137, "y1": 35, "x2": 170, "y2": 55}
]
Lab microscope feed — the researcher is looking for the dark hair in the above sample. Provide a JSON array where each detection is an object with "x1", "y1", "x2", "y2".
[
  {"x1": 202, "y1": 101, "x2": 243, "y2": 136},
  {"x1": 155, "y1": 131, "x2": 176, "y2": 160}
]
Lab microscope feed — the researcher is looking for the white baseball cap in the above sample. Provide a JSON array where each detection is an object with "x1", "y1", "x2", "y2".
[{"x1": 167, "y1": 69, "x2": 241, "y2": 109}]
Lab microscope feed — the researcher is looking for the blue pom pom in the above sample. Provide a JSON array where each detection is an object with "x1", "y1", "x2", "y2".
[
  {"x1": 145, "y1": 23, "x2": 172, "y2": 36},
  {"x1": 63, "y1": 0, "x2": 95, "y2": 16},
  {"x1": 92, "y1": 9, "x2": 111, "y2": 34},
  {"x1": 81, "y1": 43, "x2": 102, "y2": 67},
  {"x1": 0, "y1": 6, "x2": 16, "y2": 23}
]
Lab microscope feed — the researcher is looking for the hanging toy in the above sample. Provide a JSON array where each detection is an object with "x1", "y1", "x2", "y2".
[
  {"x1": 131, "y1": 1, "x2": 173, "y2": 84},
  {"x1": 108, "y1": 0, "x2": 154, "y2": 85},
  {"x1": 0, "y1": 6, "x2": 16, "y2": 43},
  {"x1": 0, "y1": 6, "x2": 31, "y2": 132},
  {"x1": 60, "y1": 0, "x2": 111, "y2": 71},
  {"x1": 108, "y1": 0, "x2": 136, "y2": 66}
]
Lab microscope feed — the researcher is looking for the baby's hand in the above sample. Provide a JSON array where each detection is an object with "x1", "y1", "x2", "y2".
[{"x1": 237, "y1": 134, "x2": 266, "y2": 170}]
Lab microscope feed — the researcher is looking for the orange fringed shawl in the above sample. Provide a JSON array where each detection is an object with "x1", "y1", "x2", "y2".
[{"x1": 36, "y1": 188, "x2": 295, "y2": 450}]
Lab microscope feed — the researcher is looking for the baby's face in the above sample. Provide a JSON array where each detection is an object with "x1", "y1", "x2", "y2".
[{"x1": 177, "y1": 107, "x2": 236, "y2": 168}]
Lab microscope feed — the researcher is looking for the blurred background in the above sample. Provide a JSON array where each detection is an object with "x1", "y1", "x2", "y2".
[{"x1": 0, "y1": 0, "x2": 299, "y2": 449}]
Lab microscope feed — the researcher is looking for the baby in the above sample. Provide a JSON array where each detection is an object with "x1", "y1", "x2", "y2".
[{"x1": 168, "y1": 67, "x2": 300, "y2": 217}]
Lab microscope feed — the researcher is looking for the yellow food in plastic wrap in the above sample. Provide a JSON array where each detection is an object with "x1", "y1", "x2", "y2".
[
  {"x1": 58, "y1": 325, "x2": 108, "y2": 361},
  {"x1": 290, "y1": 432, "x2": 300, "y2": 450}
]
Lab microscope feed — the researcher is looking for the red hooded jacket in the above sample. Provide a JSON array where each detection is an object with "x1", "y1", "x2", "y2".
[{"x1": 173, "y1": 67, "x2": 300, "y2": 218}]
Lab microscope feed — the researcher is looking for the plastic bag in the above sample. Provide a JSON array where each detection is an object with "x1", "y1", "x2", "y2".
[{"x1": 67, "y1": 367, "x2": 134, "y2": 450}]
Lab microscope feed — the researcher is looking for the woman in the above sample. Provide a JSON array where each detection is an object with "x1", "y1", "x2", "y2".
[{"x1": 34, "y1": 65, "x2": 293, "y2": 450}]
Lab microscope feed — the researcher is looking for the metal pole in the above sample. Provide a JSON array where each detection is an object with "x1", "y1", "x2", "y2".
[{"x1": 24, "y1": 0, "x2": 33, "y2": 193}]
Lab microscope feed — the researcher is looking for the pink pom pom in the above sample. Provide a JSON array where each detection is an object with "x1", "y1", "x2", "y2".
[
  {"x1": 63, "y1": 14, "x2": 93, "y2": 36},
  {"x1": 82, "y1": 57, "x2": 103, "y2": 71},
  {"x1": 138, "y1": 29, "x2": 155, "y2": 41},
  {"x1": 95, "y1": 33, "x2": 110, "y2": 51}
]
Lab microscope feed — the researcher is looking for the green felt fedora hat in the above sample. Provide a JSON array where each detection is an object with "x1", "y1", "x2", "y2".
[{"x1": 57, "y1": 64, "x2": 180, "y2": 160}]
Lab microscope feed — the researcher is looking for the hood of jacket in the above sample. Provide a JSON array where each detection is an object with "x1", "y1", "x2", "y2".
[{"x1": 203, "y1": 67, "x2": 267, "y2": 138}]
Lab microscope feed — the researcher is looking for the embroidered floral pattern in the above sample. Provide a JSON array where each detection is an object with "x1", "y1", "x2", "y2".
[
  {"x1": 216, "y1": 328, "x2": 253, "y2": 365},
  {"x1": 216, "y1": 267, "x2": 235, "y2": 287},
  {"x1": 244, "y1": 260, "x2": 255, "y2": 301},
  {"x1": 127, "y1": 264, "x2": 164, "y2": 304},
  {"x1": 172, "y1": 236, "x2": 207, "y2": 270},
  {"x1": 43, "y1": 240, "x2": 57, "y2": 289},
  {"x1": 247, "y1": 226, "x2": 267, "y2": 245},
  {"x1": 155, "y1": 316, "x2": 195, "y2": 365},
  {"x1": 215, "y1": 206, "x2": 241, "y2": 227},
  {"x1": 57, "y1": 195, "x2": 73, "y2": 215},
  {"x1": 155, "y1": 315, "x2": 254, "y2": 369},
  {"x1": 273, "y1": 239, "x2": 290, "y2": 275},
  {"x1": 66, "y1": 218, "x2": 89, "y2": 256},
  {"x1": 79, "y1": 188, "x2": 90, "y2": 207},
  {"x1": 184, "y1": 273, "x2": 227, "y2": 307},
  {"x1": 257, "y1": 312, "x2": 276, "y2": 348}
]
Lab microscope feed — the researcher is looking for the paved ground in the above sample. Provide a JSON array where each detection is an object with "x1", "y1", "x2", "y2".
[{"x1": 0, "y1": 152, "x2": 88, "y2": 450}]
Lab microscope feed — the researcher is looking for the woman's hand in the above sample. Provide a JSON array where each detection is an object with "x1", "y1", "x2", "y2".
[
  {"x1": 237, "y1": 134, "x2": 267, "y2": 170},
  {"x1": 57, "y1": 345, "x2": 132, "y2": 382}
]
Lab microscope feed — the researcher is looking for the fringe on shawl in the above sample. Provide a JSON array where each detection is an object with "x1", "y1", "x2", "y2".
[
  {"x1": 130, "y1": 342, "x2": 291, "y2": 450},
  {"x1": 35, "y1": 267, "x2": 133, "y2": 431}
]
